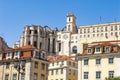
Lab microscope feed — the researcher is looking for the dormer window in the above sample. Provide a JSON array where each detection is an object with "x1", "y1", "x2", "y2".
[
  {"x1": 14, "y1": 51, "x2": 20, "y2": 58},
  {"x1": 87, "y1": 48, "x2": 92, "y2": 54},
  {"x1": 95, "y1": 46, "x2": 101, "y2": 53},
  {"x1": 7, "y1": 52, "x2": 11, "y2": 57},
  {"x1": 7, "y1": 52, "x2": 12, "y2": 59},
  {"x1": 105, "y1": 46, "x2": 110, "y2": 53}
]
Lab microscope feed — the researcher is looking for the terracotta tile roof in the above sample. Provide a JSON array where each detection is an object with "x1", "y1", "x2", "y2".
[{"x1": 47, "y1": 55, "x2": 72, "y2": 62}]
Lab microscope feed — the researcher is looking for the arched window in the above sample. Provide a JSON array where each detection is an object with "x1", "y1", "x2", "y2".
[{"x1": 72, "y1": 46, "x2": 77, "y2": 53}]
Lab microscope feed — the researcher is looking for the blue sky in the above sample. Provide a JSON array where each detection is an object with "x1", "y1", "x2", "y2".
[{"x1": 0, "y1": 0, "x2": 120, "y2": 47}]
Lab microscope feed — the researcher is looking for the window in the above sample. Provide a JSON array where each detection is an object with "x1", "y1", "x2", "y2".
[
  {"x1": 52, "y1": 63, "x2": 54, "y2": 66},
  {"x1": 96, "y1": 71, "x2": 101, "y2": 79},
  {"x1": 88, "y1": 28, "x2": 90, "y2": 33},
  {"x1": 109, "y1": 71, "x2": 114, "y2": 78},
  {"x1": 105, "y1": 27, "x2": 107, "y2": 31},
  {"x1": 34, "y1": 73, "x2": 38, "y2": 80},
  {"x1": 34, "y1": 30, "x2": 38, "y2": 34},
  {"x1": 41, "y1": 74, "x2": 45, "y2": 80},
  {"x1": 51, "y1": 70, "x2": 54, "y2": 75},
  {"x1": 61, "y1": 69, "x2": 63, "y2": 74},
  {"x1": 29, "y1": 30, "x2": 31, "y2": 34},
  {"x1": 61, "y1": 61, "x2": 64, "y2": 65},
  {"x1": 69, "y1": 69, "x2": 71, "y2": 75},
  {"x1": 13, "y1": 74, "x2": 17, "y2": 80},
  {"x1": 6, "y1": 62, "x2": 10, "y2": 69},
  {"x1": 87, "y1": 48, "x2": 92, "y2": 53},
  {"x1": 34, "y1": 62, "x2": 38, "y2": 68},
  {"x1": 93, "y1": 28, "x2": 95, "y2": 32},
  {"x1": 84, "y1": 59, "x2": 89, "y2": 65},
  {"x1": 96, "y1": 58, "x2": 101, "y2": 64},
  {"x1": 115, "y1": 32, "x2": 118, "y2": 37},
  {"x1": 84, "y1": 29, "x2": 86, "y2": 33},
  {"x1": 101, "y1": 27, "x2": 103, "y2": 32},
  {"x1": 97, "y1": 28, "x2": 99, "y2": 32},
  {"x1": 95, "y1": 46, "x2": 101, "y2": 52},
  {"x1": 58, "y1": 43, "x2": 61, "y2": 51},
  {"x1": 41, "y1": 63, "x2": 45, "y2": 70},
  {"x1": 105, "y1": 33, "x2": 108, "y2": 38},
  {"x1": 109, "y1": 57, "x2": 114, "y2": 64},
  {"x1": 72, "y1": 46, "x2": 77, "y2": 53},
  {"x1": 101, "y1": 33, "x2": 103, "y2": 36},
  {"x1": 5, "y1": 74, "x2": 9, "y2": 80},
  {"x1": 111, "y1": 32, "x2": 113, "y2": 36},
  {"x1": 56, "y1": 69, "x2": 58, "y2": 75},
  {"x1": 105, "y1": 46, "x2": 110, "y2": 53},
  {"x1": 111, "y1": 26, "x2": 113, "y2": 31},
  {"x1": 84, "y1": 72, "x2": 88, "y2": 79},
  {"x1": 97, "y1": 34, "x2": 99, "y2": 37},
  {"x1": 14, "y1": 51, "x2": 19, "y2": 56},
  {"x1": 80, "y1": 29, "x2": 82, "y2": 34},
  {"x1": 34, "y1": 51, "x2": 39, "y2": 57},
  {"x1": 7, "y1": 52, "x2": 11, "y2": 57},
  {"x1": 73, "y1": 70, "x2": 75, "y2": 75},
  {"x1": 68, "y1": 25, "x2": 70, "y2": 31},
  {"x1": 115, "y1": 26, "x2": 117, "y2": 30},
  {"x1": 57, "y1": 62, "x2": 59, "y2": 65},
  {"x1": 21, "y1": 73, "x2": 25, "y2": 80},
  {"x1": 69, "y1": 61, "x2": 71, "y2": 65},
  {"x1": 34, "y1": 41, "x2": 37, "y2": 48},
  {"x1": 0, "y1": 53, "x2": 2, "y2": 57}
]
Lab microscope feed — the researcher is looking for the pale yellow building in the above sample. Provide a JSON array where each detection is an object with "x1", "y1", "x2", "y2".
[
  {"x1": 0, "y1": 45, "x2": 49, "y2": 80},
  {"x1": 47, "y1": 55, "x2": 78, "y2": 80},
  {"x1": 78, "y1": 41, "x2": 120, "y2": 80}
]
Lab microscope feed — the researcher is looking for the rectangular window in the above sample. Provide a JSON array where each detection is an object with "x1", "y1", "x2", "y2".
[
  {"x1": 5, "y1": 74, "x2": 9, "y2": 80},
  {"x1": 56, "y1": 69, "x2": 58, "y2": 75},
  {"x1": 34, "y1": 73, "x2": 38, "y2": 80},
  {"x1": 13, "y1": 74, "x2": 17, "y2": 80},
  {"x1": 80, "y1": 29, "x2": 82, "y2": 34},
  {"x1": 42, "y1": 63, "x2": 45, "y2": 70},
  {"x1": 51, "y1": 70, "x2": 54, "y2": 75},
  {"x1": 95, "y1": 46, "x2": 101, "y2": 52},
  {"x1": 96, "y1": 71, "x2": 101, "y2": 79},
  {"x1": 84, "y1": 72, "x2": 88, "y2": 79},
  {"x1": 7, "y1": 52, "x2": 11, "y2": 57},
  {"x1": 88, "y1": 28, "x2": 90, "y2": 33},
  {"x1": 84, "y1": 29, "x2": 86, "y2": 33},
  {"x1": 21, "y1": 73, "x2": 25, "y2": 80},
  {"x1": 93, "y1": 28, "x2": 95, "y2": 32},
  {"x1": 111, "y1": 26, "x2": 113, "y2": 31},
  {"x1": 14, "y1": 51, "x2": 19, "y2": 56},
  {"x1": 61, "y1": 61, "x2": 64, "y2": 65},
  {"x1": 41, "y1": 74, "x2": 45, "y2": 80},
  {"x1": 59, "y1": 43, "x2": 61, "y2": 51},
  {"x1": 69, "y1": 69, "x2": 71, "y2": 75},
  {"x1": 109, "y1": 58, "x2": 114, "y2": 64},
  {"x1": 87, "y1": 48, "x2": 92, "y2": 53},
  {"x1": 84, "y1": 59, "x2": 89, "y2": 65},
  {"x1": 105, "y1": 27, "x2": 107, "y2": 31},
  {"x1": 96, "y1": 58, "x2": 101, "y2": 64},
  {"x1": 34, "y1": 61, "x2": 38, "y2": 68},
  {"x1": 6, "y1": 62, "x2": 10, "y2": 69},
  {"x1": 109, "y1": 71, "x2": 114, "y2": 78},
  {"x1": 0, "y1": 53, "x2": 2, "y2": 57},
  {"x1": 105, "y1": 46, "x2": 110, "y2": 53},
  {"x1": 61, "y1": 69, "x2": 63, "y2": 74},
  {"x1": 57, "y1": 62, "x2": 59, "y2": 65}
]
